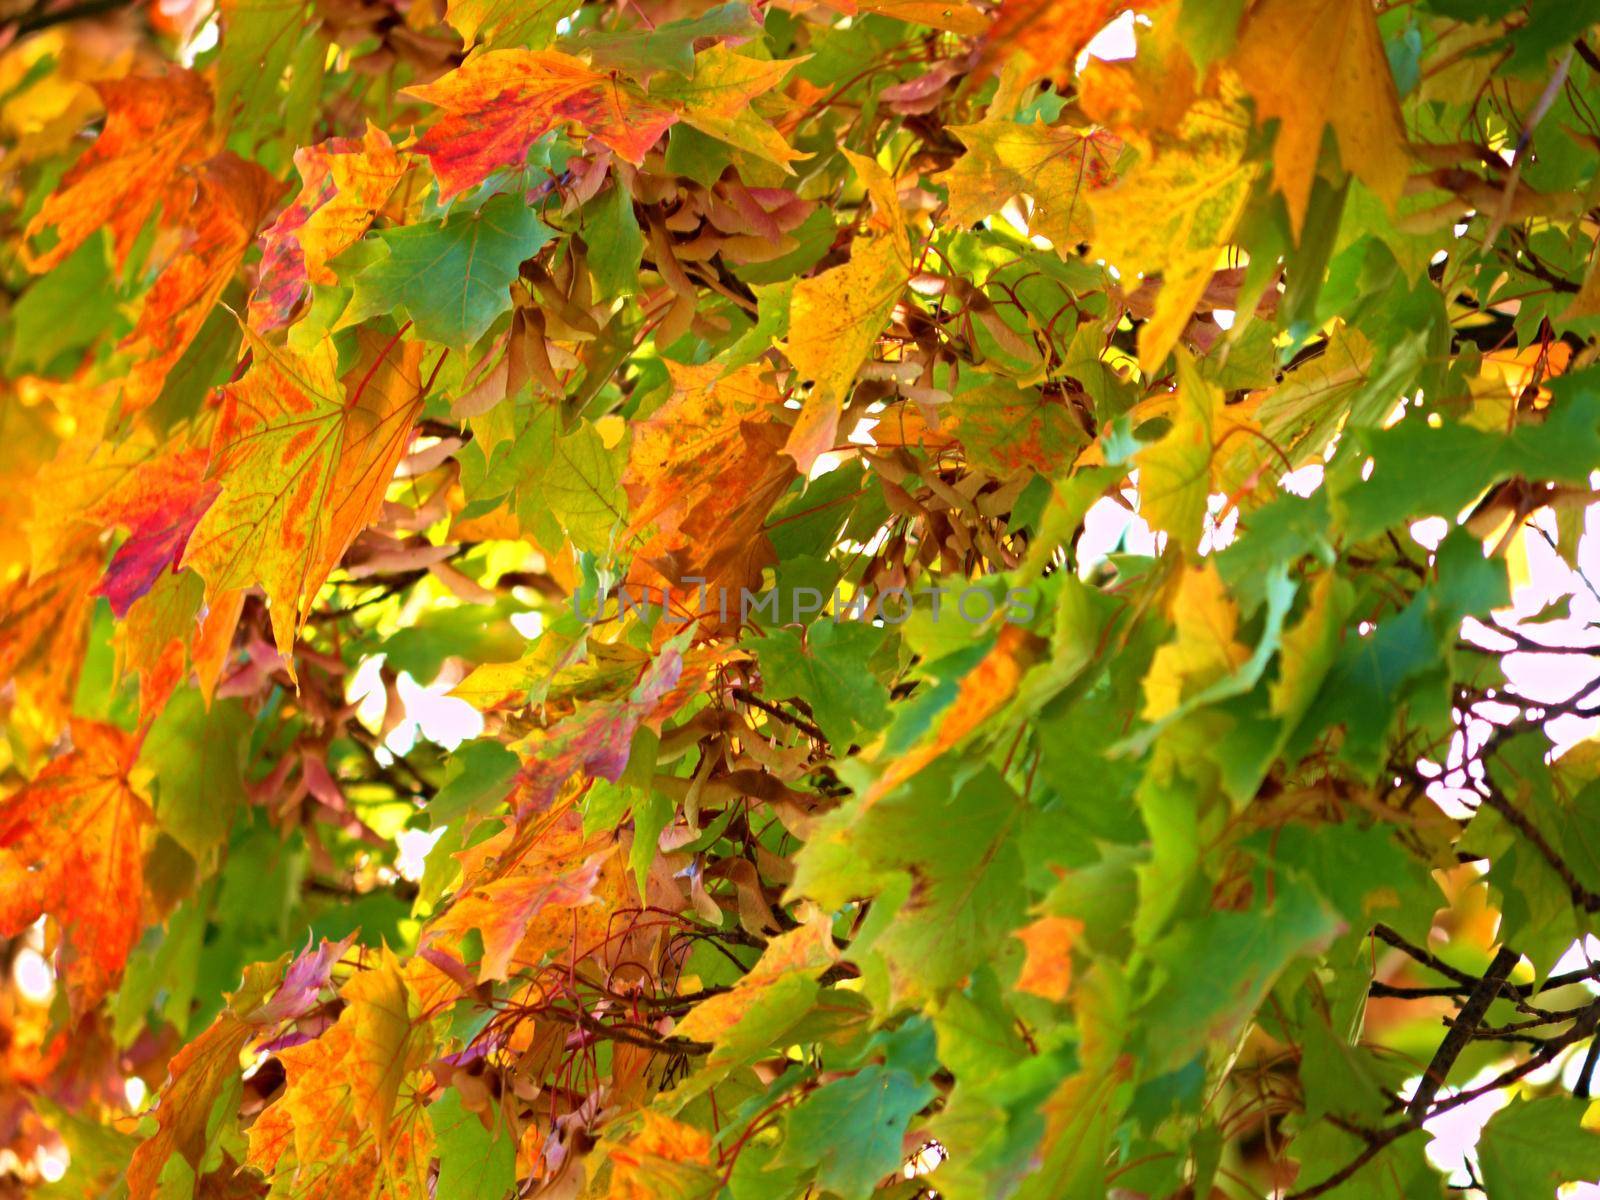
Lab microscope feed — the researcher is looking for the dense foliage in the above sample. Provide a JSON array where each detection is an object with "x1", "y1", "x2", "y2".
[{"x1": 6, "y1": 0, "x2": 1600, "y2": 1195}]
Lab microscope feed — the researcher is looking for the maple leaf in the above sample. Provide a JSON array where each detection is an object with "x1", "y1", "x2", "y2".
[
  {"x1": 182, "y1": 327, "x2": 428, "y2": 663},
  {"x1": 622, "y1": 360, "x2": 785, "y2": 543},
  {"x1": 781, "y1": 151, "x2": 911, "y2": 472},
  {"x1": 944, "y1": 378, "x2": 1086, "y2": 475},
  {"x1": 0, "y1": 721, "x2": 152, "y2": 1011},
  {"x1": 601, "y1": 1110, "x2": 718, "y2": 1200},
  {"x1": 115, "y1": 569, "x2": 205, "y2": 722},
  {"x1": 976, "y1": 0, "x2": 1145, "y2": 83},
  {"x1": 1085, "y1": 91, "x2": 1256, "y2": 372},
  {"x1": 89, "y1": 444, "x2": 217, "y2": 618},
  {"x1": 0, "y1": 538, "x2": 100, "y2": 730},
  {"x1": 424, "y1": 811, "x2": 619, "y2": 982},
  {"x1": 674, "y1": 914, "x2": 837, "y2": 1065},
  {"x1": 941, "y1": 119, "x2": 1116, "y2": 252},
  {"x1": 127, "y1": 941, "x2": 353, "y2": 1199},
  {"x1": 340, "y1": 191, "x2": 554, "y2": 348},
  {"x1": 1012, "y1": 914, "x2": 1084, "y2": 1002},
  {"x1": 649, "y1": 46, "x2": 805, "y2": 168},
  {"x1": 1141, "y1": 562, "x2": 1252, "y2": 720},
  {"x1": 247, "y1": 950, "x2": 435, "y2": 1200},
  {"x1": 250, "y1": 124, "x2": 408, "y2": 332},
  {"x1": 23, "y1": 68, "x2": 212, "y2": 272},
  {"x1": 405, "y1": 50, "x2": 677, "y2": 199},
  {"x1": 1132, "y1": 349, "x2": 1234, "y2": 554},
  {"x1": 118, "y1": 154, "x2": 280, "y2": 414},
  {"x1": 817, "y1": 0, "x2": 989, "y2": 35},
  {"x1": 507, "y1": 643, "x2": 685, "y2": 817},
  {"x1": 863, "y1": 624, "x2": 1046, "y2": 806},
  {"x1": 1232, "y1": 0, "x2": 1410, "y2": 236},
  {"x1": 442, "y1": 0, "x2": 569, "y2": 49}
]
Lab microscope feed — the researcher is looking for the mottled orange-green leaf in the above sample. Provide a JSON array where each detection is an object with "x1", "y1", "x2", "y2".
[
  {"x1": 674, "y1": 913, "x2": 836, "y2": 1060},
  {"x1": 945, "y1": 379, "x2": 1086, "y2": 475},
  {"x1": 1085, "y1": 91, "x2": 1255, "y2": 373},
  {"x1": 1232, "y1": 0, "x2": 1409, "y2": 235},
  {"x1": 864, "y1": 624, "x2": 1045, "y2": 805},
  {"x1": 601, "y1": 1109, "x2": 718, "y2": 1200},
  {"x1": 0, "y1": 720, "x2": 152, "y2": 1011},
  {"x1": 248, "y1": 950, "x2": 434, "y2": 1200},
  {"x1": 251, "y1": 124, "x2": 408, "y2": 331},
  {"x1": 405, "y1": 50, "x2": 677, "y2": 199},
  {"x1": 782, "y1": 217, "x2": 907, "y2": 472},
  {"x1": 1141, "y1": 562, "x2": 1251, "y2": 720},
  {"x1": 424, "y1": 810, "x2": 625, "y2": 982},
  {"x1": 182, "y1": 327, "x2": 427, "y2": 664},
  {"x1": 941, "y1": 119, "x2": 1116, "y2": 252},
  {"x1": 23, "y1": 68, "x2": 212, "y2": 272},
  {"x1": 115, "y1": 568, "x2": 204, "y2": 722},
  {"x1": 1012, "y1": 914, "x2": 1083, "y2": 1002},
  {"x1": 624, "y1": 360, "x2": 784, "y2": 543},
  {"x1": 650, "y1": 46, "x2": 805, "y2": 168},
  {"x1": 120, "y1": 152, "x2": 280, "y2": 414}
]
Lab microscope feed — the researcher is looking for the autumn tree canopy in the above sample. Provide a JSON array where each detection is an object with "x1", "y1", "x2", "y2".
[{"x1": 6, "y1": 0, "x2": 1600, "y2": 1195}]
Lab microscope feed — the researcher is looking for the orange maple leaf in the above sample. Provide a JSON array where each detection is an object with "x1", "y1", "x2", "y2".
[
  {"x1": 182, "y1": 327, "x2": 428, "y2": 665},
  {"x1": 250, "y1": 124, "x2": 408, "y2": 332},
  {"x1": 425, "y1": 811, "x2": 620, "y2": 982},
  {"x1": 404, "y1": 50, "x2": 677, "y2": 200},
  {"x1": 127, "y1": 939, "x2": 355, "y2": 1199},
  {"x1": 1013, "y1": 914, "x2": 1085, "y2": 1002},
  {"x1": 247, "y1": 951, "x2": 434, "y2": 1200},
  {"x1": 118, "y1": 153, "x2": 281, "y2": 414},
  {"x1": 0, "y1": 538, "x2": 102, "y2": 732},
  {"x1": 977, "y1": 0, "x2": 1159, "y2": 84},
  {"x1": 23, "y1": 68, "x2": 212, "y2": 272},
  {"x1": 602, "y1": 1109, "x2": 717, "y2": 1200},
  {"x1": 0, "y1": 720, "x2": 153, "y2": 1011},
  {"x1": 623, "y1": 361, "x2": 789, "y2": 547}
]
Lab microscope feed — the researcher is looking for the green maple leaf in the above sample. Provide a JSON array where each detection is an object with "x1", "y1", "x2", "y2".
[
  {"x1": 774, "y1": 1067, "x2": 934, "y2": 1200},
  {"x1": 1478, "y1": 1097, "x2": 1600, "y2": 1200},
  {"x1": 343, "y1": 192, "x2": 553, "y2": 347}
]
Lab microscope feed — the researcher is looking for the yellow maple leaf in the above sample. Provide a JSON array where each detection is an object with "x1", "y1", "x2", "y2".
[
  {"x1": 651, "y1": 46, "x2": 806, "y2": 169},
  {"x1": 247, "y1": 950, "x2": 434, "y2": 1200},
  {"x1": 1086, "y1": 91, "x2": 1256, "y2": 374},
  {"x1": 1141, "y1": 563, "x2": 1251, "y2": 720},
  {"x1": 941, "y1": 118, "x2": 1117, "y2": 252},
  {"x1": 1133, "y1": 349, "x2": 1228, "y2": 554},
  {"x1": 782, "y1": 150, "x2": 911, "y2": 472},
  {"x1": 1232, "y1": 0, "x2": 1410, "y2": 237}
]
